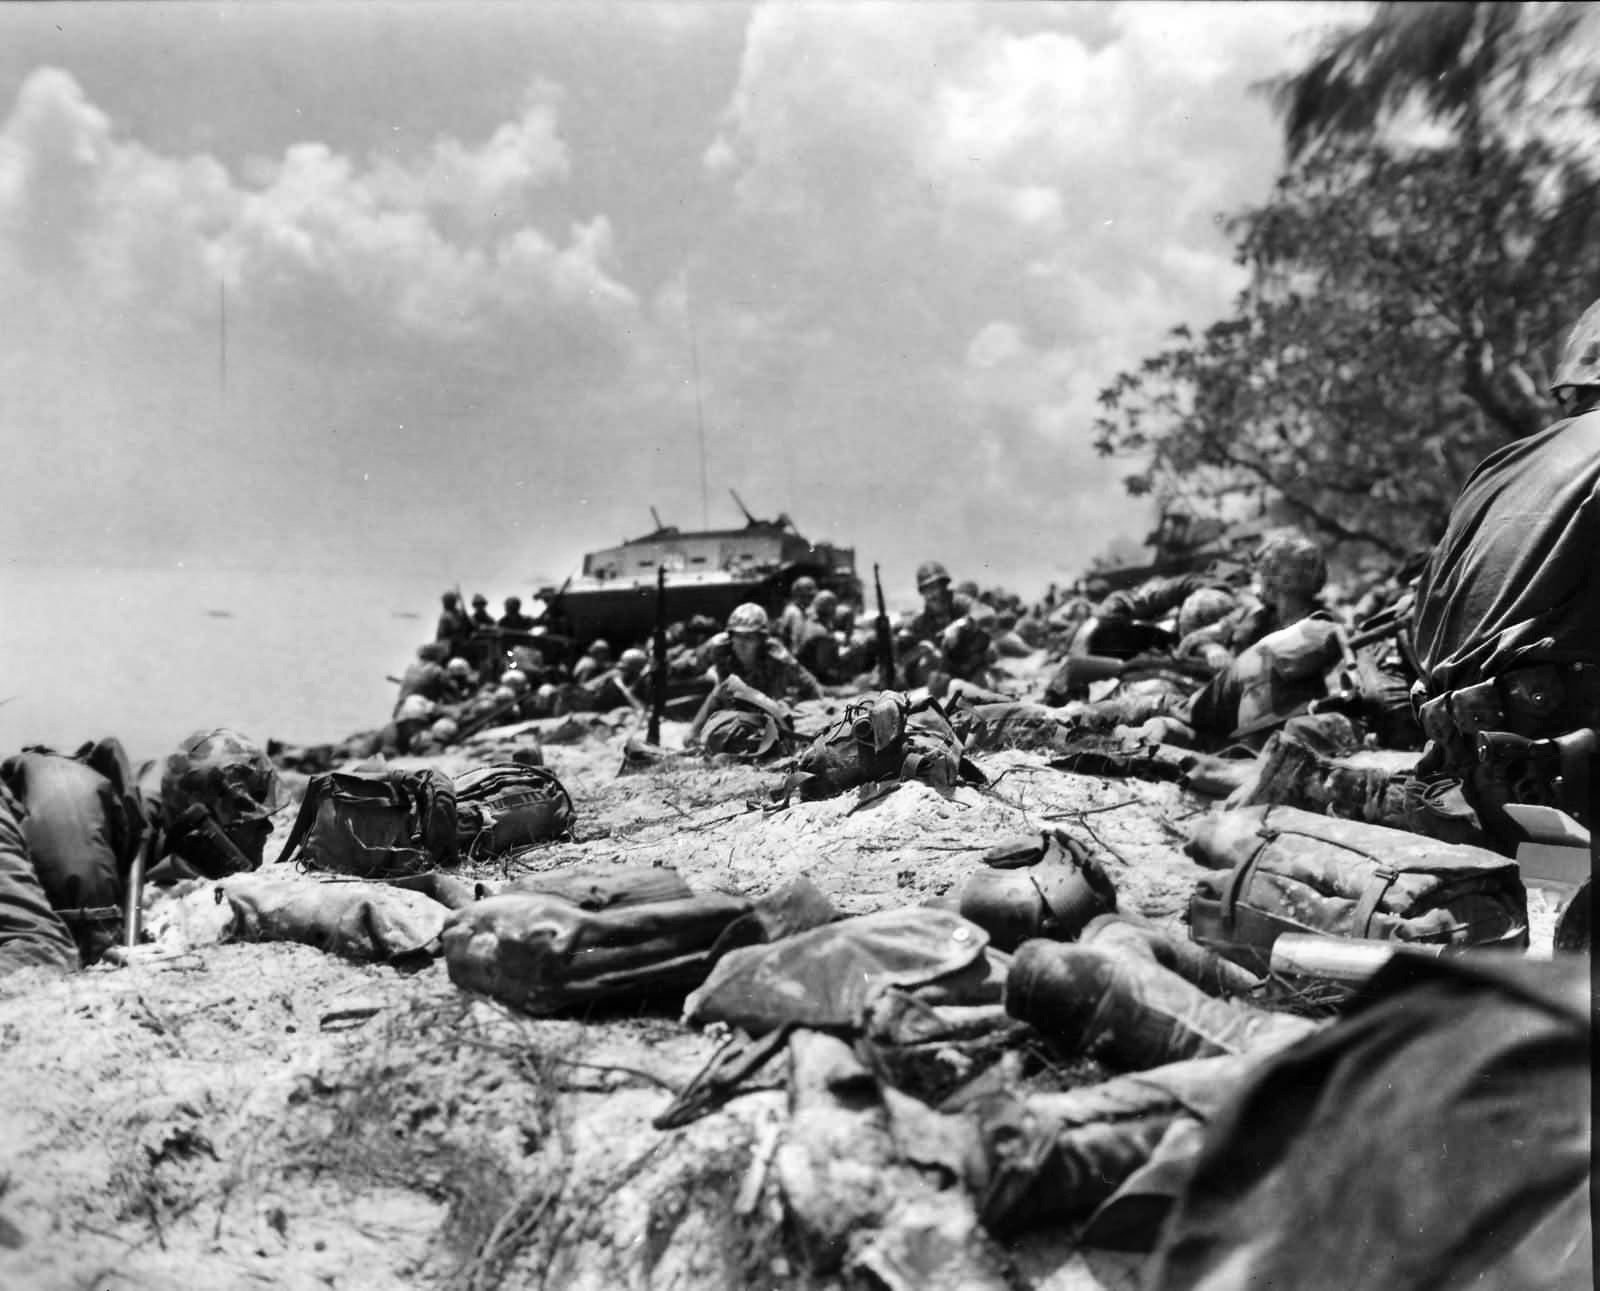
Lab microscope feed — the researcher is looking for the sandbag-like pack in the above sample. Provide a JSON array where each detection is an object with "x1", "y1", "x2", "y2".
[
  {"x1": 277, "y1": 767, "x2": 458, "y2": 879},
  {"x1": 441, "y1": 864, "x2": 751, "y2": 1015},
  {"x1": 1186, "y1": 805, "x2": 1527, "y2": 971}
]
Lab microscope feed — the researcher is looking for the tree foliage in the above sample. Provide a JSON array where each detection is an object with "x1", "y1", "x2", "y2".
[
  {"x1": 1092, "y1": 3, "x2": 1599, "y2": 562},
  {"x1": 1271, "y1": 1, "x2": 1588, "y2": 161}
]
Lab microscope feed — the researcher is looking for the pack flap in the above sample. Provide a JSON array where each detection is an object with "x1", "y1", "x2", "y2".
[{"x1": 683, "y1": 907, "x2": 991, "y2": 1035}]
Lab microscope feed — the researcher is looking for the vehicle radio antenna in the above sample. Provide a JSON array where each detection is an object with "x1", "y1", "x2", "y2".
[{"x1": 686, "y1": 273, "x2": 709, "y2": 528}]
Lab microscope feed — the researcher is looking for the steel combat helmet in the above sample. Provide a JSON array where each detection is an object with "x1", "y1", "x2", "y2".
[
  {"x1": 727, "y1": 603, "x2": 770, "y2": 636},
  {"x1": 1550, "y1": 299, "x2": 1600, "y2": 393},
  {"x1": 790, "y1": 576, "x2": 818, "y2": 601},
  {"x1": 1178, "y1": 587, "x2": 1237, "y2": 638},
  {"x1": 1255, "y1": 530, "x2": 1327, "y2": 599},
  {"x1": 916, "y1": 560, "x2": 951, "y2": 592},
  {"x1": 160, "y1": 728, "x2": 286, "y2": 831}
]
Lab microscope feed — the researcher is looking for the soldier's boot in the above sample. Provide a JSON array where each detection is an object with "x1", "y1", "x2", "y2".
[
  {"x1": 1226, "y1": 729, "x2": 1325, "y2": 811},
  {"x1": 1005, "y1": 940, "x2": 1312, "y2": 1071},
  {"x1": 1320, "y1": 769, "x2": 1486, "y2": 846}
]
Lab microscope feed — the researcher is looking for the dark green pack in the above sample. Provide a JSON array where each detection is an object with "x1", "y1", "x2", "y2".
[
  {"x1": 452, "y1": 763, "x2": 574, "y2": 860},
  {"x1": 793, "y1": 692, "x2": 985, "y2": 800},
  {"x1": 277, "y1": 767, "x2": 458, "y2": 878}
]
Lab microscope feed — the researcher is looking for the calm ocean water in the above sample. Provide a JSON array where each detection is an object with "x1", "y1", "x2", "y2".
[{"x1": 1, "y1": 563, "x2": 463, "y2": 765}]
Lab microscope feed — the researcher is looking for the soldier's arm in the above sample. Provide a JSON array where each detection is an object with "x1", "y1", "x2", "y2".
[{"x1": 788, "y1": 665, "x2": 823, "y2": 700}]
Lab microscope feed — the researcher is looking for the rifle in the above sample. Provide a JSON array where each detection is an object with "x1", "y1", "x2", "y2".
[
  {"x1": 873, "y1": 564, "x2": 895, "y2": 691},
  {"x1": 123, "y1": 831, "x2": 152, "y2": 950},
  {"x1": 648, "y1": 564, "x2": 668, "y2": 745}
]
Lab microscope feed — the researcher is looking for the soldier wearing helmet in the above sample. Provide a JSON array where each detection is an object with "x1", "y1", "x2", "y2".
[
  {"x1": 1410, "y1": 300, "x2": 1600, "y2": 919},
  {"x1": 394, "y1": 643, "x2": 449, "y2": 717},
  {"x1": 618, "y1": 647, "x2": 650, "y2": 682},
  {"x1": 1177, "y1": 587, "x2": 1239, "y2": 640},
  {"x1": 688, "y1": 602, "x2": 823, "y2": 746},
  {"x1": 469, "y1": 593, "x2": 495, "y2": 629},
  {"x1": 499, "y1": 596, "x2": 536, "y2": 633},
  {"x1": 1178, "y1": 530, "x2": 1328, "y2": 670},
  {"x1": 587, "y1": 646, "x2": 654, "y2": 713},
  {"x1": 442, "y1": 656, "x2": 478, "y2": 701},
  {"x1": 796, "y1": 589, "x2": 845, "y2": 683},
  {"x1": 436, "y1": 592, "x2": 470, "y2": 659},
  {"x1": 910, "y1": 561, "x2": 955, "y2": 642},
  {"x1": 156, "y1": 728, "x2": 287, "y2": 875},
  {"x1": 572, "y1": 639, "x2": 614, "y2": 685},
  {"x1": 1098, "y1": 573, "x2": 1235, "y2": 636},
  {"x1": 777, "y1": 576, "x2": 819, "y2": 654}
]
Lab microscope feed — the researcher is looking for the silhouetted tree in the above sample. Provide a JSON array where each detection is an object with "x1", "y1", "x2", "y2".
[{"x1": 1091, "y1": 3, "x2": 1598, "y2": 561}]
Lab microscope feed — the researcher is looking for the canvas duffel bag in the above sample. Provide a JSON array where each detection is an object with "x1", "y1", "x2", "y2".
[
  {"x1": 441, "y1": 863, "x2": 751, "y2": 1015},
  {"x1": 1185, "y1": 805, "x2": 1527, "y2": 972},
  {"x1": 453, "y1": 763, "x2": 574, "y2": 860},
  {"x1": 277, "y1": 767, "x2": 458, "y2": 879},
  {"x1": 792, "y1": 691, "x2": 984, "y2": 800}
]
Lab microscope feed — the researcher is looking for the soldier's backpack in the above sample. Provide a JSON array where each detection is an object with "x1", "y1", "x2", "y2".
[
  {"x1": 698, "y1": 675, "x2": 798, "y2": 761},
  {"x1": 1229, "y1": 615, "x2": 1344, "y2": 738},
  {"x1": 0, "y1": 739, "x2": 147, "y2": 963},
  {"x1": 440, "y1": 864, "x2": 752, "y2": 1015},
  {"x1": 452, "y1": 764, "x2": 574, "y2": 860},
  {"x1": 1185, "y1": 805, "x2": 1528, "y2": 973},
  {"x1": 277, "y1": 767, "x2": 458, "y2": 879},
  {"x1": 791, "y1": 692, "x2": 986, "y2": 801}
]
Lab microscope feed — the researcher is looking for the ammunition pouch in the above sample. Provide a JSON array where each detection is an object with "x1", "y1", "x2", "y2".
[
  {"x1": 169, "y1": 803, "x2": 259, "y2": 879},
  {"x1": 1416, "y1": 662, "x2": 1600, "y2": 746},
  {"x1": 1415, "y1": 663, "x2": 1600, "y2": 828}
]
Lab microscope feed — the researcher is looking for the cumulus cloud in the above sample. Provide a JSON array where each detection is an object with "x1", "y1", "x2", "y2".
[
  {"x1": 0, "y1": 65, "x2": 649, "y2": 572},
  {"x1": 0, "y1": 67, "x2": 636, "y2": 361},
  {"x1": 698, "y1": 1, "x2": 1352, "y2": 583},
  {"x1": 0, "y1": 4, "x2": 1360, "y2": 594}
]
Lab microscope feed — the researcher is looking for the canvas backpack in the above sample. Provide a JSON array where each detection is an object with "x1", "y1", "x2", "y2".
[
  {"x1": 452, "y1": 763, "x2": 574, "y2": 860},
  {"x1": 698, "y1": 674, "x2": 799, "y2": 761},
  {"x1": 277, "y1": 767, "x2": 458, "y2": 879},
  {"x1": 440, "y1": 864, "x2": 751, "y2": 1015},
  {"x1": 791, "y1": 691, "x2": 985, "y2": 801},
  {"x1": 1185, "y1": 805, "x2": 1528, "y2": 973},
  {"x1": 1230, "y1": 615, "x2": 1344, "y2": 737}
]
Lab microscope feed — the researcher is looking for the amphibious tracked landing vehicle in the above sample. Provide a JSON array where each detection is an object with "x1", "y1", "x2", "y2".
[{"x1": 535, "y1": 492, "x2": 862, "y2": 649}]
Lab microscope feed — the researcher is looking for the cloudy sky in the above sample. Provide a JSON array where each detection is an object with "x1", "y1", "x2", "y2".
[{"x1": 0, "y1": 0, "x2": 1359, "y2": 600}]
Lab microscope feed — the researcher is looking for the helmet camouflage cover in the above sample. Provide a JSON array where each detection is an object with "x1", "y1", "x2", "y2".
[
  {"x1": 1178, "y1": 587, "x2": 1237, "y2": 638},
  {"x1": 727, "y1": 602, "x2": 771, "y2": 635},
  {"x1": 161, "y1": 728, "x2": 286, "y2": 830},
  {"x1": 1551, "y1": 299, "x2": 1600, "y2": 392},
  {"x1": 1255, "y1": 530, "x2": 1327, "y2": 599}
]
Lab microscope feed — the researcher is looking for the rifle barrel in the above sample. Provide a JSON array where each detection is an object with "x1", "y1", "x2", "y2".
[{"x1": 648, "y1": 565, "x2": 668, "y2": 745}]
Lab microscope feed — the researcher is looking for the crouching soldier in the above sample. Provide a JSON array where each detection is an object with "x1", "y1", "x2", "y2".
[
  {"x1": 1, "y1": 738, "x2": 150, "y2": 967},
  {"x1": 145, "y1": 728, "x2": 288, "y2": 881},
  {"x1": 0, "y1": 781, "x2": 80, "y2": 978},
  {"x1": 686, "y1": 603, "x2": 821, "y2": 753},
  {"x1": 1408, "y1": 299, "x2": 1600, "y2": 945},
  {"x1": 0, "y1": 728, "x2": 284, "y2": 971}
]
